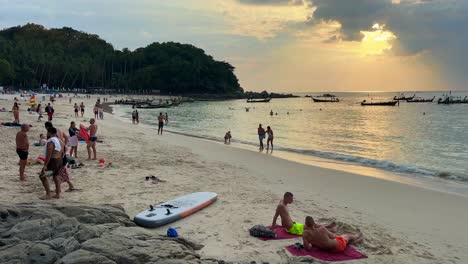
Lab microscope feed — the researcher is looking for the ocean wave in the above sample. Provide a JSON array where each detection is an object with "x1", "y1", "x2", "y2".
[
  {"x1": 111, "y1": 105, "x2": 466, "y2": 183},
  {"x1": 165, "y1": 129, "x2": 468, "y2": 182}
]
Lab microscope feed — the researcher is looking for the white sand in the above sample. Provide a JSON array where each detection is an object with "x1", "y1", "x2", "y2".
[{"x1": 1, "y1": 94, "x2": 467, "y2": 263}]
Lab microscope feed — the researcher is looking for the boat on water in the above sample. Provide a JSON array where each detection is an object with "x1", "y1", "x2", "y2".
[
  {"x1": 311, "y1": 94, "x2": 340, "y2": 102},
  {"x1": 136, "y1": 103, "x2": 171, "y2": 109},
  {"x1": 246, "y1": 98, "x2": 271, "y2": 103},
  {"x1": 406, "y1": 96, "x2": 435, "y2": 103},
  {"x1": 394, "y1": 93, "x2": 415, "y2": 101},
  {"x1": 437, "y1": 95, "x2": 468, "y2": 104},
  {"x1": 361, "y1": 99, "x2": 398, "y2": 106}
]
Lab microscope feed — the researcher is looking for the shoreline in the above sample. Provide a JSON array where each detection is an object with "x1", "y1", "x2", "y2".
[
  {"x1": 109, "y1": 103, "x2": 468, "y2": 198},
  {"x1": 1, "y1": 94, "x2": 468, "y2": 263}
]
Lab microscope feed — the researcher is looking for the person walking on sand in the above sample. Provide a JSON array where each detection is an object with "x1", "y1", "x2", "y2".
[
  {"x1": 266, "y1": 126, "x2": 274, "y2": 150},
  {"x1": 68, "y1": 121, "x2": 79, "y2": 158},
  {"x1": 37, "y1": 103, "x2": 43, "y2": 121},
  {"x1": 93, "y1": 105, "x2": 99, "y2": 119},
  {"x1": 39, "y1": 127, "x2": 63, "y2": 199},
  {"x1": 12, "y1": 102, "x2": 20, "y2": 123},
  {"x1": 45, "y1": 103, "x2": 54, "y2": 121},
  {"x1": 80, "y1": 102, "x2": 85, "y2": 117},
  {"x1": 74, "y1": 103, "x2": 79, "y2": 117},
  {"x1": 302, "y1": 216, "x2": 363, "y2": 252},
  {"x1": 158, "y1": 113, "x2": 165, "y2": 135},
  {"x1": 271, "y1": 192, "x2": 337, "y2": 235},
  {"x1": 83, "y1": 118, "x2": 98, "y2": 160},
  {"x1": 270, "y1": 110, "x2": 273, "y2": 116},
  {"x1": 99, "y1": 108, "x2": 104, "y2": 120},
  {"x1": 258, "y1": 124, "x2": 266, "y2": 150},
  {"x1": 16, "y1": 124, "x2": 30, "y2": 181}
]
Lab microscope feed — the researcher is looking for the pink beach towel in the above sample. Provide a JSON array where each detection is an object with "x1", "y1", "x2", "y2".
[
  {"x1": 259, "y1": 225, "x2": 300, "y2": 241},
  {"x1": 286, "y1": 244, "x2": 368, "y2": 262}
]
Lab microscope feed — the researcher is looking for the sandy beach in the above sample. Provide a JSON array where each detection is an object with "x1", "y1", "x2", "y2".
[{"x1": 1, "y1": 94, "x2": 467, "y2": 263}]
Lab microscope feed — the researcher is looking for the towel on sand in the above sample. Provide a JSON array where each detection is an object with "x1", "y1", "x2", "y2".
[
  {"x1": 286, "y1": 244, "x2": 368, "y2": 262},
  {"x1": 258, "y1": 225, "x2": 300, "y2": 241}
]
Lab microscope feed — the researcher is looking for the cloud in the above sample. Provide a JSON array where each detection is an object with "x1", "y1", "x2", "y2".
[
  {"x1": 307, "y1": 0, "x2": 468, "y2": 86},
  {"x1": 236, "y1": 0, "x2": 304, "y2": 5}
]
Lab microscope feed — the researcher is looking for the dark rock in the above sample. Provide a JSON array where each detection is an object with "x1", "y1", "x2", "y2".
[{"x1": 0, "y1": 201, "x2": 220, "y2": 264}]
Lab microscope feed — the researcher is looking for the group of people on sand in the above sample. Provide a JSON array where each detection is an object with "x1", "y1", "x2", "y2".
[
  {"x1": 73, "y1": 102, "x2": 86, "y2": 117},
  {"x1": 272, "y1": 192, "x2": 364, "y2": 252},
  {"x1": 15, "y1": 116, "x2": 98, "y2": 199},
  {"x1": 257, "y1": 124, "x2": 273, "y2": 151},
  {"x1": 93, "y1": 104, "x2": 104, "y2": 120}
]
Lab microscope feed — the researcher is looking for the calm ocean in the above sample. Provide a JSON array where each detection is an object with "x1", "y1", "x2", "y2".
[{"x1": 113, "y1": 91, "x2": 468, "y2": 193}]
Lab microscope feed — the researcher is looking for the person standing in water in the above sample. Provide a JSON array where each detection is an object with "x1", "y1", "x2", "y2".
[
  {"x1": 266, "y1": 126, "x2": 274, "y2": 151},
  {"x1": 258, "y1": 124, "x2": 266, "y2": 151},
  {"x1": 158, "y1": 113, "x2": 165, "y2": 135},
  {"x1": 165, "y1": 112, "x2": 169, "y2": 125}
]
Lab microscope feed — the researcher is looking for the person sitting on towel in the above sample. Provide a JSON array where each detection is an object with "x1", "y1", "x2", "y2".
[
  {"x1": 302, "y1": 216, "x2": 363, "y2": 252},
  {"x1": 271, "y1": 192, "x2": 337, "y2": 235}
]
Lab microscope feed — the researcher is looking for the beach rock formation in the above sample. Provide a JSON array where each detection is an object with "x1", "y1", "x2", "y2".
[{"x1": 0, "y1": 201, "x2": 218, "y2": 264}]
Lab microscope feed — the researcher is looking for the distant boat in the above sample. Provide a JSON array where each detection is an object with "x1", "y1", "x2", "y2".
[
  {"x1": 311, "y1": 94, "x2": 340, "y2": 102},
  {"x1": 406, "y1": 96, "x2": 435, "y2": 103},
  {"x1": 437, "y1": 95, "x2": 468, "y2": 104},
  {"x1": 247, "y1": 98, "x2": 271, "y2": 103},
  {"x1": 361, "y1": 100, "x2": 398, "y2": 106},
  {"x1": 136, "y1": 104, "x2": 171, "y2": 109},
  {"x1": 394, "y1": 93, "x2": 415, "y2": 101}
]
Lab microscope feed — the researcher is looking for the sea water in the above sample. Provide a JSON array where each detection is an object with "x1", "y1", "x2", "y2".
[{"x1": 113, "y1": 91, "x2": 468, "y2": 194}]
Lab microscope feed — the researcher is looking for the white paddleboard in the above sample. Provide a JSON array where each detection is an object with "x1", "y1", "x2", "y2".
[{"x1": 134, "y1": 192, "x2": 217, "y2": 228}]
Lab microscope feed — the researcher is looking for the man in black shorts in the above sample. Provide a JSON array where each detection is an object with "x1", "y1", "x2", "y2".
[
  {"x1": 158, "y1": 112, "x2": 165, "y2": 135},
  {"x1": 16, "y1": 124, "x2": 30, "y2": 181}
]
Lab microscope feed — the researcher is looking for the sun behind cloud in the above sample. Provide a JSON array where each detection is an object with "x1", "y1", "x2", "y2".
[{"x1": 360, "y1": 23, "x2": 397, "y2": 55}]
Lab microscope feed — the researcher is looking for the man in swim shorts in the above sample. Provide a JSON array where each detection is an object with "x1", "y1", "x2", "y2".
[
  {"x1": 39, "y1": 127, "x2": 63, "y2": 199},
  {"x1": 158, "y1": 112, "x2": 165, "y2": 135},
  {"x1": 16, "y1": 124, "x2": 30, "y2": 181},
  {"x1": 83, "y1": 118, "x2": 98, "y2": 160},
  {"x1": 258, "y1": 124, "x2": 265, "y2": 150},
  {"x1": 271, "y1": 192, "x2": 337, "y2": 235},
  {"x1": 302, "y1": 216, "x2": 363, "y2": 252}
]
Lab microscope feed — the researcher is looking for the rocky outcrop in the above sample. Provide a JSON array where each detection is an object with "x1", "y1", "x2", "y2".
[{"x1": 0, "y1": 202, "x2": 218, "y2": 264}]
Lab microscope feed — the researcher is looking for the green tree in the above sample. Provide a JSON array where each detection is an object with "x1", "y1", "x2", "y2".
[{"x1": 0, "y1": 58, "x2": 13, "y2": 84}]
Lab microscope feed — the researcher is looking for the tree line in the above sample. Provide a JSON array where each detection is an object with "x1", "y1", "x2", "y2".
[{"x1": 0, "y1": 24, "x2": 243, "y2": 95}]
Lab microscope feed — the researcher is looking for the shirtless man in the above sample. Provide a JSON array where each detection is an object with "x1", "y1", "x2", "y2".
[
  {"x1": 271, "y1": 192, "x2": 337, "y2": 235},
  {"x1": 16, "y1": 124, "x2": 30, "y2": 181},
  {"x1": 45, "y1": 121, "x2": 68, "y2": 147},
  {"x1": 39, "y1": 127, "x2": 63, "y2": 199},
  {"x1": 158, "y1": 113, "x2": 165, "y2": 135},
  {"x1": 302, "y1": 216, "x2": 363, "y2": 252},
  {"x1": 80, "y1": 102, "x2": 85, "y2": 117},
  {"x1": 84, "y1": 118, "x2": 98, "y2": 160}
]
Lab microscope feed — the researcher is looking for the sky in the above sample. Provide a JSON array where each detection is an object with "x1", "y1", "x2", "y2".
[{"x1": 0, "y1": 0, "x2": 466, "y2": 92}]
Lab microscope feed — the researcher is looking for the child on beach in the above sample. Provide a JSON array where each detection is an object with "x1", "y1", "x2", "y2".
[
  {"x1": 39, "y1": 134, "x2": 47, "y2": 146},
  {"x1": 224, "y1": 131, "x2": 232, "y2": 144}
]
